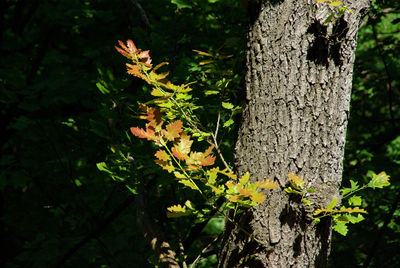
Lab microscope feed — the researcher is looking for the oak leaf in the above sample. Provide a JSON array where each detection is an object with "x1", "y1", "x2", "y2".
[
  {"x1": 228, "y1": 195, "x2": 240, "y2": 202},
  {"x1": 172, "y1": 133, "x2": 193, "y2": 160},
  {"x1": 130, "y1": 127, "x2": 156, "y2": 141},
  {"x1": 251, "y1": 192, "x2": 266, "y2": 203},
  {"x1": 155, "y1": 150, "x2": 171, "y2": 161},
  {"x1": 288, "y1": 173, "x2": 305, "y2": 188},
  {"x1": 178, "y1": 179, "x2": 198, "y2": 190},
  {"x1": 239, "y1": 188, "x2": 255, "y2": 196},
  {"x1": 163, "y1": 120, "x2": 183, "y2": 141},
  {"x1": 144, "y1": 107, "x2": 163, "y2": 130},
  {"x1": 155, "y1": 159, "x2": 175, "y2": 173},
  {"x1": 254, "y1": 179, "x2": 278, "y2": 189},
  {"x1": 115, "y1": 40, "x2": 138, "y2": 58},
  {"x1": 166, "y1": 204, "x2": 190, "y2": 218}
]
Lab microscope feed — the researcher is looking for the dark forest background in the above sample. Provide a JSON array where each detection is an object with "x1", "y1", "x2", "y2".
[{"x1": 1, "y1": 0, "x2": 399, "y2": 267}]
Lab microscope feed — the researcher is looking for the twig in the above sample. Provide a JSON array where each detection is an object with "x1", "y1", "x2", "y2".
[
  {"x1": 189, "y1": 235, "x2": 219, "y2": 268},
  {"x1": 129, "y1": 0, "x2": 151, "y2": 35}
]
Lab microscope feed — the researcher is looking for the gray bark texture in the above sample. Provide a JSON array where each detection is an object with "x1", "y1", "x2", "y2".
[{"x1": 218, "y1": 0, "x2": 370, "y2": 267}]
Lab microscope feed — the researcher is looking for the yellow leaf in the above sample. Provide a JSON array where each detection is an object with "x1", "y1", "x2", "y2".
[
  {"x1": 192, "y1": 49, "x2": 213, "y2": 57},
  {"x1": 178, "y1": 179, "x2": 198, "y2": 190},
  {"x1": 328, "y1": 1, "x2": 342, "y2": 6},
  {"x1": 155, "y1": 160, "x2": 175, "y2": 173},
  {"x1": 152, "y1": 62, "x2": 169, "y2": 72},
  {"x1": 207, "y1": 183, "x2": 224, "y2": 194},
  {"x1": 339, "y1": 206, "x2": 367, "y2": 214},
  {"x1": 254, "y1": 179, "x2": 279, "y2": 189},
  {"x1": 155, "y1": 150, "x2": 171, "y2": 161},
  {"x1": 251, "y1": 192, "x2": 266, "y2": 203},
  {"x1": 173, "y1": 171, "x2": 186, "y2": 179},
  {"x1": 228, "y1": 195, "x2": 240, "y2": 202},
  {"x1": 167, "y1": 204, "x2": 185, "y2": 213},
  {"x1": 219, "y1": 168, "x2": 237, "y2": 180},
  {"x1": 166, "y1": 204, "x2": 191, "y2": 218},
  {"x1": 199, "y1": 60, "x2": 214, "y2": 65},
  {"x1": 207, "y1": 168, "x2": 218, "y2": 184},
  {"x1": 288, "y1": 174, "x2": 304, "y2": 188},
  {"x1": 239, "y1": 172, "x2": 250, "y2": 185},
  {"x1": 150, "y1": 87, "x2": 168, "y2": 97}
]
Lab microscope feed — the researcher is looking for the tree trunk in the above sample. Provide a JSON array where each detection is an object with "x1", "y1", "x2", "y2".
[{"x1": 218, "y1": 0, "x2": 370, "y2": 267}]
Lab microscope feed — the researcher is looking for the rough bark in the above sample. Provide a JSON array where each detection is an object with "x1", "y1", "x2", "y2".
[{"x1": 218, "y1": 0, "x2": 370, "y2": 267}]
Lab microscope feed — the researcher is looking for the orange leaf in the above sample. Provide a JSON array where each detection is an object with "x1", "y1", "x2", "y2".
[
  {"x1": 226, "y1": 181, "x2": 236, "y2": 188},
  {"x1": 126, "y1": 64, "x2": 143, "y2": 78},
  {"x1": 130, "y1": 127, "x2": 156, "y2": 141},
  {"x1": 163, "y1": 120, "x2": 183, "y2": 141},
  {"x1": 254, "y1": 179, "x2": 278, "y2": 189},
  {"x1": 145, "y1": 107, "x2": 163, "y2": 125},
  {"x1": 155, "y1": 150, "x2": 171, "y2": 161},
  {"x1": 229, "y1": 195, "x2": 240, "y2": 202},
  {"x1": 115, "y1": 40, "x2": 138, "y2": 58},
  {"x1": 202, "y1": 145, "x2": 215, "y2": 157},
  {"x1": 172, "y1": 133, "x2": 193, "y2": 160},
  {"x1": 239, "y1": 188, "x2": 255, "y2": 196},
  {"x1": 200, "y1": 155, "x2": 216, "y2": 166},
  {"x1": 139, "y1": 50, "x2": 152, "y2": 65}
]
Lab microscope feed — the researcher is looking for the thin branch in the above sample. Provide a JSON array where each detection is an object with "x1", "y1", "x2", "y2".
[
  {"x1": 189, "y1": 235, "x2": 219, "y2": 268},
  {"x1": 211, "y1": 133, "x2": 233, "y2": 173},
  {"x1": 129, "y1": 0, "x2": 151, "y2": 35},
  {"x1": 214, "y1": 109, "x2": 221, "y2": 141}
]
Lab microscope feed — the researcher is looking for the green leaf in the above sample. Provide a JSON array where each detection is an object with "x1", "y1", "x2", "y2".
[
  {"x1": 226, "y1": 202, "x2": 235, "y2": 209},
  {"x1": 302, "y1": 198, "x2": 311, "y2": 206},
  {"x1": 223, "y1": 119, "x2": 234, "y2": 128},
  {"x1": 327, "y1": 197, "x2": 338, "y2": 210},
  {"x1": 96, "y1": 162, "x2": 112, "y2": 174},
  {"x1": 184, "y1": 200, "x2": 195, "y2": 210},
  {"x1": 205, "y1": 90, "x2": 219, "y2": 95},
  {"x1": 335, "y1": 215, "x2": 349, "y2": 223},
  {"x1": 348, "y1": 195, "x2": 362, "y2": 206},
  {"x1": 96, "y1": 82, "x2": 110, "y2": 94},
  {"x1": 170, "y1": 0, "x2": 192, "y2": 9},
  {"x1": 368, "y1": 172, "x2": 390, "y2": 189},
  {"x1": 126, "y1": 185, "x2": 137, "y2": 195},
  {"x1": 74, "y1": 179, "x2": 82, "y2": 187},
  {"x1": 333, "y1": 221, "x2": 348, "y2": 236},
  {"x1": 340, "y1": 180, "x2": 359, "y2": 196},
  {"x1": 323, "y1": 14, "x2": 335, "y2": 25},
  {"x1": 347, "y1": 213, "x2": 365, "y2": 224},
  {"x1": 221, "y1": 102, "x2": 234, "y2": 110},
  {"x1": 284, "y1": 187, "x2": 302, "y2": 195}
]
